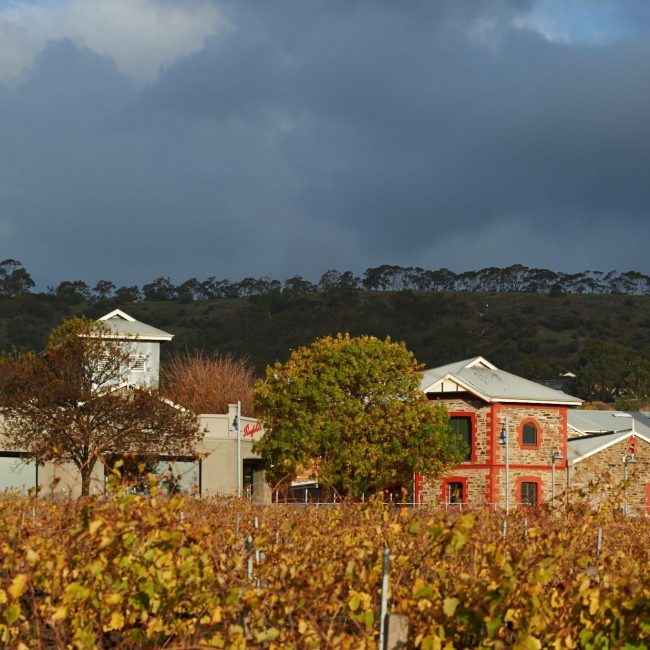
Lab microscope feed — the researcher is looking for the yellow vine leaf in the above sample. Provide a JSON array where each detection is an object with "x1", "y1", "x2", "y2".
[
  {"x1": 105, "y1": 592, "x2": 122, "y2": 606},
  {"x1": 51, "y1": 606, "x2": 67, "y2": 623},
  {"x1": 8, "y1": 574, "x2": 27, "y2": 600},
  {"x1": 443, "y1": 597, "x2": 459, "y2": 616},
  {"x1": 88, "y1": 519, "x2": 103, "y2": 536},
  {"x1": 103, "y1": 611, "x2": 125, "y2": 632}
]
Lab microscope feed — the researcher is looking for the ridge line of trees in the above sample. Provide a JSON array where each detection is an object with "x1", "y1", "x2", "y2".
[{"x1": 3, "y1": 259, "x2": 650, "y2": 304}]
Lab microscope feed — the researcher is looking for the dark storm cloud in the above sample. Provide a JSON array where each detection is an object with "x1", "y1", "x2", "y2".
[{"x1": 2, "y1": 0, "x2": 650, "y2": 289}]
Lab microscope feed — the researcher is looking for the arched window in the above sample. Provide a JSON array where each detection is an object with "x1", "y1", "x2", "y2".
[
  {"x1": 522, "y1": 422, "x2": 537, "y2": 446},
  {"x1": 517, "y1": 417, "x2": 542, "y2": 449}
]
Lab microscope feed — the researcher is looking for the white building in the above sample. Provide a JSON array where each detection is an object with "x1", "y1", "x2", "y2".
[{"x1": 0, "y1": 310, "x2": 270, "y2": 502}]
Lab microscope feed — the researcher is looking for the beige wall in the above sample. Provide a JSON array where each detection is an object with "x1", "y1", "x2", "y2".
[{"x1": 198, "y1": 404, "x2": 271, "y2": 502}]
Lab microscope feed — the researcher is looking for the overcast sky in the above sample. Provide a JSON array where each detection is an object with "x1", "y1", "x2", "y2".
[{"x1": 1, "y1": 0, "x2": 650, "y2": 290}]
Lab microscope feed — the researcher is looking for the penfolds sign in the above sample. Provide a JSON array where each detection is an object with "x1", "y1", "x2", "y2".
[{"x1": 242, "y1": 422, "x2": 262, "y2": 439}]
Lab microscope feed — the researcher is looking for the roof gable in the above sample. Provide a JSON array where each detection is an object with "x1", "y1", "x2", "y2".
[
  {"x1": 421, "y1": 357, "x2": 582, "y2": 405},
  {"x1": 99, "y1": 309, "x2": 136, "y2": 322},
  {"x1": 96, "y1": 310, "x2": 173, "y2": 342}
]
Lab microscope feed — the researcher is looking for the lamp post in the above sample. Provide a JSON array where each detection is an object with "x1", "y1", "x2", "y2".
[
  {"x1": 230, "y1": 401, "x2": 241, "y2": 497},
  {"x1": 622, "y1": 450, "x2": 636, "y2": 516},
  {"x1": 497, "y1": 415, "x2": 510, "y2": 516},
  {"x1": 551, "y1": 450, "x2": 562, "y2": 510},
  {"x1": 613, "y1": 414, "x2": 636, "y2": 516}
]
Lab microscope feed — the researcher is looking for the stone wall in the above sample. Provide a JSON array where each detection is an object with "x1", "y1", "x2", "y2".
[
  {"x1": 423, "y1": 395, "x2": 568, "y2": 508},
  {"x1": 567, "y1": 435, "x2": 650, "y2": 516},
  {"x1": 432, "y1": 395, "x2": 493, "y2": 464}
]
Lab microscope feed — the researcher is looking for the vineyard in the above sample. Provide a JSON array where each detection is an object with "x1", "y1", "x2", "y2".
[{"x1": 1, "y1": 485, "x2": 649, "y2": 649}]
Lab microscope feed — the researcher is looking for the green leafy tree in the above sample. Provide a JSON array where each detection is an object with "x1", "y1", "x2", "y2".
[
  {"x1": 574, "y1": 339, "x2": 634, "y2": 402},
  {"x1": 92, "y1": 279, "x2": 116, "y2": 300},
  {"x1": 114, "y1": 285, "x2": 141, "y2": 303},
  {"x1": 283, "y1": 276, "x2": 318, "y2": 294},
  {"x1": 142, "y1": 277, "x2": 177, "y2": 301},
  {"x1": 253, "y1": 333, "x2": 463, "y2": 497},
  {"x1": 0, "y1": 318, "x2": 203, "y2": 496},
  {"x1": 0, "y1": 259, "x2": 35, "y2": 297},
  {"x1": 52, "y1": 280, "x2": 91, "y2": 304},
  {"x1": 616, "y1": 358, "x2": 650, "y2": 410}
]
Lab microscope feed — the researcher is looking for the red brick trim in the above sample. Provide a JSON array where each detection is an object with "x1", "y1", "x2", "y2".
[
  {"x1": 455, "y1": 463, "x2": 556, "y2": 470},
  {"x1": 450, "y1": 411, "x2": 477, "y2": 463},
  {"x1": 646, "y1": 483, "x2": 650, "y2": 516},
  {"x1": 495, "y1": 464, "x2": 555, "y2": 471},
  {"x1": 516, "y1": 476, "x2": 543, "y2": 506},
  {"x1": 517, "y1": 417, "x2": 543, "y2": 450},
  {"x1": 413, "y1": 471, "x2": 424, "y2": 505},
  {"x1": 488, "y1": 404, "x2": 499, "y2": 507},
  {"x1": 560, "y1": 407, "x2": 568, "y2": 465},
  {"x1": 441, "y1": 476, "x2": 469, "y2": 509}
]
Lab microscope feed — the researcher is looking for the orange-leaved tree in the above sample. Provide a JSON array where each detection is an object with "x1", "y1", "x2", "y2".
[{"x1": 162, "y1": 351, "x2": 256, "y2": 416}]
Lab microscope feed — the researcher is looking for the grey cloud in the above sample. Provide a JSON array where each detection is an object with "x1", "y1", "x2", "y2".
[{"x1": 2, "y1": 0, "x2": 650, "y2": 289}]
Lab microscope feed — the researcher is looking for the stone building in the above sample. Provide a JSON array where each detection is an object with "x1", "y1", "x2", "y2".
[
  {"x1": 566, "y1": 410, "x2": 650, "y2": 515},
  {"x1": 418, "y1": 357, "x2": 582, "y2": 508}
]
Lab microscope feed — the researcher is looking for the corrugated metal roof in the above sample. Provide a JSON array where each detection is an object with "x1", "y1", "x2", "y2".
[
  {"x1": 568, "y1": 410, "x2": 650, "y2": 436},
  {"x1": 421, "y1": 356, "x2": 582, "y2": 405},
  {"x1": 567, "y1": 430, "x2": 628, "y2": 463},
  {"x1": 567, "y1": 429, "x2": 650, "y2": 464},
  {"x1": 98, "y1": 310, "x2": 173, "y2": 341}
]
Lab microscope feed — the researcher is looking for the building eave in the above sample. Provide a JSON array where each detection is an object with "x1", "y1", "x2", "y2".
[
  {"x1": 424, "y1": 373, "x2": 581, "y2": 406},
  {"x1": 422, "y1": 373, "x2": 492, "y2": 403},
  {"x1": 568, "y1": 430, "x2": 650, "y2": 465}
]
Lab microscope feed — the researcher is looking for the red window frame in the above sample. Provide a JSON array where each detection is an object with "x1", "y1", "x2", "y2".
[
  {"x1": 517, "y1": 476, "x2": 543, "y2": 506},
  {"x1": 449, "y1": 411, "x2": 477, "y2": 463},
  {"x1": 517, "y1": 417, "x2": 543, "y2": 450},
  {"x1": 441, "y1": 476, "x2": 469, "y2": 509}
]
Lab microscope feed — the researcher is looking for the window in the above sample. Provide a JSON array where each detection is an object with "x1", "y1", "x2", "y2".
[
  {"x1": 156, "y1": 459, "x2": 200, "y2": 495},
  {"x1": 129, "y1": 354, "x2": 147, "y2": 372},
  {"x1": 106, "y1": 456, "x2": 200, "y2": 496},
  {"x1": 97, "y1": 353, "x2": 111, "y2": 372},
  {"x1": 517, "y1": 417, "x2": 542, "y2": 449},
  {"x1": 522, "y1": 422, "x2": 537, "y2": 446},
  {"x1": 0, "y1": 454, "x2": 37, "y2": 493},
  {"x1": 521, "y1": 482, "x2": 538, "y2": 506},
  {"x1": 447, "y1": 481, "x2": 464, "y2": 505},
  {"x1": 450, "y1": 416, "x2": 472, "y2": 461},
  {"x1": 442, "y1": 478, "x2": 468, "y2": 509},
  {"x1": 243, "y1": 459, "x2": 264, "y2": 500}
]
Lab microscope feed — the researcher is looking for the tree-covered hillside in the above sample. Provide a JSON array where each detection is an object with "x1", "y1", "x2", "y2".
[
  {"x1": 2, "y1": 258, "x2": 650, "y2": 405},
  {"x1": 2, "y1": 287, "x2": 650, "y2": 406}
]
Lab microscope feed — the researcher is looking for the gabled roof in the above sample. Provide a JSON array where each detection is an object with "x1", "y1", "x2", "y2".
[
  {"x1": 421, "y1": 356, "x2": 582, "y2": 405},
  {"x1": 568, "y1": 410, "x2": 650, "y2": 437},
  {"x1": 567, "y1": 428, "x2": 650, "y2": 465},
  {"x1": 97, "y1": 309, "x2": 173, "y2": 342}
]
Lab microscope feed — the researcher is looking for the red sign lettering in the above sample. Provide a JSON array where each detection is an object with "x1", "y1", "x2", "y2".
[{"x1": 243, "y1": 422, "x2": 262, "y2": 439}]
